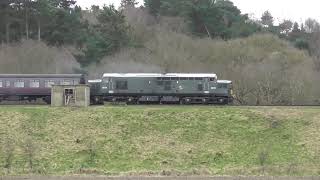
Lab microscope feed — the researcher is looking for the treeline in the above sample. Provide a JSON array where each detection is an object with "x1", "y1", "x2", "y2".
[
  {"x1": 2, "y1": 0, "x2": 319, "y2": 66},
  {"x1": 143, "y1": 0, "x2": 320, "y2": 56},
  {"x1": 0, "y1": 0, "x2": 132, "y2": 66}
]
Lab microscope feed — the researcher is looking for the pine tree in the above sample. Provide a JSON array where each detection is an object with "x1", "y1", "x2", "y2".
[
  {"x1": 121, "y1": 0, "x2": 138, "y2": 8},
  {"x1": 261, "y1": 11, "x2": 273, "y2": 27}
]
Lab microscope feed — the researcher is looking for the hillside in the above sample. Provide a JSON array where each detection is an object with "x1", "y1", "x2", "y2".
[{"x1": 0, "y1": 106, "x2": 319, "y2": 176}]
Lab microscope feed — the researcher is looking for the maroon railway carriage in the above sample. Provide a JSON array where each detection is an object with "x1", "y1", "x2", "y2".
[{"x1": 0, "y1": 74, "x2": 83, "y2": 104}]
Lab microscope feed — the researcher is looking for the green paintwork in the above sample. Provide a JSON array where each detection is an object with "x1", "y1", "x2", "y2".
[{"x1": 98, "y1": 76, "x2": 231, "y2": 96}]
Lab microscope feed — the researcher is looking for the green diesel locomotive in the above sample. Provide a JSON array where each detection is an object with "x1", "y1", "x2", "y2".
[{"x1": 89, "y1": 73, "x2": 233, "y2": 105}]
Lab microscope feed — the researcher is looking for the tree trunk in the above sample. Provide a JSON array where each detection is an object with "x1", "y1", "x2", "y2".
[
  {"x1": 37, "y1": 20, "x2": 41, "y2": 41},
  {"x1": 26, "y1": 20, "x2": 29, "y2": 40},
  {"x1": 6, "y1": 22, "x2": 10, "y2": 43},
  {"x1": 204, "y1": 24, "x2": 212, "y2": 39},
  {"x1": 25, "y1": 1, "x2": 29, "y2": 40}
]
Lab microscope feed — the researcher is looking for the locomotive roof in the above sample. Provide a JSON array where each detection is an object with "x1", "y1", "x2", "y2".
[
  {"x1": 0, "y1": 74, "x2": 83, "y2": 78},
  {"x1": 102, "y1": 73, "x2": 217, "y2": 78}
]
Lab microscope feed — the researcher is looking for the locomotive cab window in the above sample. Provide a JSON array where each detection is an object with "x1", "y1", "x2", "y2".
[
  {"x1": 116, "y1": 80, "x2": 128, "y2": 90},
  {"x1": 30, "y1": 80, "x2": 40, "y2": 88},
  {"x1": 210, "y1": 77, "x2": 215, "y2": 81},
  {"x1": 218, "y1": 84, "x2": 228, "y2": 88},
  {"x1": 14, "y1": 80, "x2": 25, "y2": 88}
]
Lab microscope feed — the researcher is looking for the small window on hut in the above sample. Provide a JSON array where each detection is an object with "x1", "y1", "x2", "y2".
[
  {"x1": 116, "y1": 81, "x2": 128, "y2": 90},
  {"x1": 30, "y1": 80, "x2": 40, "y2": 88}
]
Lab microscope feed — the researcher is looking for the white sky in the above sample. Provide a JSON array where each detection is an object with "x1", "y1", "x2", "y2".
[{"x1": 76, "y1": 0, "x2": 320, "y2": 23}]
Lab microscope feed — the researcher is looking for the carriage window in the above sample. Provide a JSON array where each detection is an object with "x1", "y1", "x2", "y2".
[
  {"x1": 171, "y1": 77, "x2": 179, "y2": 81},
  {"x1": 30, "y1": 80, "x2": 40, "y2": 88},
  {"x1": 61, "y1": 80, "x2": 71, "y2": 85},
  {"x1": 188, "y1": 77, "x2": 195, "y2": 80},
  {"x1": 6, "y1": 81, "x2": 10, "y2": 87},
  {"x1": 180, "y1": 77, "x2": 188, "y2": 80},
  {"x1": 195, "y1": 77, "x2": 203, "y2": 81},
  {"x1": 0, "y1": 81, "x2": 2, "y2": 88},
  {"x1": 163, "y1": 77, "x2": 170, "y2": 81},
  {"x1": 116, "y1": 81, "x2": 128, "y2": 90},
  {"x1": 45, "y1": 80, "x2": 55, "y2": 88},
  {"x1": 157, "y1": 77, "x2": 162, "y2": 81},
  {"x1": 14, "y1": 80, "x2": 25, "y2": 88}
]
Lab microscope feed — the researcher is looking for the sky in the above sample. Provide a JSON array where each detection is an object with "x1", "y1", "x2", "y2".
[{"x1": 76, "y1": 0, "x2": 320, "y2": 23}]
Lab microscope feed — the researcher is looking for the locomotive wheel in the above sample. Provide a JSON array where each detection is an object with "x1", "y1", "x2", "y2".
[{"x1": 202, "y1": 98, "x2": 208, "y2": 105}]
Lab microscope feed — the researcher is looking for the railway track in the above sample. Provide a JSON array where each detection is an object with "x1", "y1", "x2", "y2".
[
  {"x1": 1, "y1": 176, "x2": 319, "y2": 180},
  {"x1": 0, "y1": 100, "x2": 320, "y2": 107}
]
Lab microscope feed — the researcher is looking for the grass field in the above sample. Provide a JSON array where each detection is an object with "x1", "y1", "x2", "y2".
[{"x1": 0, "y1": 105, "x2": 319, "y2": 176}]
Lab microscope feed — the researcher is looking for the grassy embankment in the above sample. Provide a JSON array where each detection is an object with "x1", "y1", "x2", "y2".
[{"x1": 0, "y1": 106, "x2": 319, "y2": 176}]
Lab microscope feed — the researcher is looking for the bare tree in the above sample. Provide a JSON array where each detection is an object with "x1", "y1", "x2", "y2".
[{"x1": 305, "y1": 18, "x2": 320, "y2": 33}]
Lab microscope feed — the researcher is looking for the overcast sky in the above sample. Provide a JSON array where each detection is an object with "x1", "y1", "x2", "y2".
[{"x1": 76, "y1": 0, "x2": 320, "y2": 23}]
